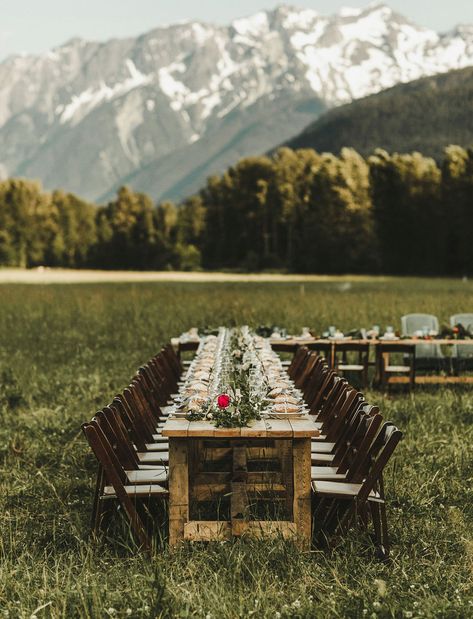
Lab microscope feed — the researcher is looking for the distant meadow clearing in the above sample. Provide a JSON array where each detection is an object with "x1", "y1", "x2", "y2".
[{"x1": 0, "y1": 277, "x2": 472, "y2": 617}]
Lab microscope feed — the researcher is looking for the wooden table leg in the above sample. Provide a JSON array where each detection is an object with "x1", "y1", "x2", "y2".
[
  {"x1": 276, "y1": 439, "x2": 293, "y2": 518},
  {"x1": 168, "y1": 438, "x2": 189, "y2": 546},
  {"x1": 292, "y1": 438, "x2": 312, "y2": 549}
]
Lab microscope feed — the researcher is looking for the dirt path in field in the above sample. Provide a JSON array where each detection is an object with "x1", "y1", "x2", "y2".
[{"x1": 0, "y1": 268, "x2": 386, "y2": 285}]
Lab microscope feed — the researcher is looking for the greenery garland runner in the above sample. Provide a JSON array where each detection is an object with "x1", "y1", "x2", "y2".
[{"x1": 186, "y1": 327, "x2": 270, "y2": 428}]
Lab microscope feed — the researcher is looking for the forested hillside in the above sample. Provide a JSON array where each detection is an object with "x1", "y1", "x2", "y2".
[
  {"x1": 2, "y1": 144, "x2": 473, "y2": 275},
  {"x1": 285, "y1": 67, "x2": 473, "y2": 159}
]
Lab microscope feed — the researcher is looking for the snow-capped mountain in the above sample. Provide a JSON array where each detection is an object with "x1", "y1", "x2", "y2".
[{"x1": 1, "y1": 2, "x2": 473, "y2": 201}]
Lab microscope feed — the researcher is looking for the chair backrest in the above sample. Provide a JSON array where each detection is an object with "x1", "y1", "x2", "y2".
[
  {"x1": 377, "y1": 342, "x2": 416, "y2": 356},
  {"x1": 95, "y1": 407, "x2": 140, "y2": 470},
  {"x1": 450, "y1": 313, "x2": 473, "y2": 331},
  {"x1": 340, "y1": 412, "x2": 384, "y2": 478},
  {"x1": 333, "y1": 342, "x2": 370, "y2": 368},
  {"x1": 321, "y1": 385, "x2": 360, "y2": 441},
  {"x1": 305, "y1": 342, "x2": 333, "y2": 366},
  {"x1": 333, "y1": 342, "x2": 369, "y2": 354},
  {"x1": 294, "y1": 351, "x2": 320, "y2": 390},
  {"x1": 82, "y1": 420, "x2": 128, "y2": 486},
  {"x1": 401, "y1": 314, "x2": 442, "y2": 359},
  {"x1": 288, "y1": 346, "x2": 310, "y2": 380},
  {"x1": 357, "y1": 423, "x2": 403, "y2": 502},
  {"x1": 449, "y1": 314, "x2": 473, "y2": 358},
  {"x1": 401, "y1": 314, "x2": 439, "y2": 335},
  {"x1": 307, "y1": 369, "x2": 336, "y2": 413}
]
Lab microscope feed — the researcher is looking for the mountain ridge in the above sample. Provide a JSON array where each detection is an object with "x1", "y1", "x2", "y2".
[
  {"x1": 284, "y1": 65, "x2": 473, "y2": 159},
  {"x1": 2, "y1": 3, "x2": 473, "y2": 201}
]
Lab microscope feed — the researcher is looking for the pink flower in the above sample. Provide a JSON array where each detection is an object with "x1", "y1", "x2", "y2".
[{"x1": 217, "y1": 393, "x2": 231, "y2": 408}]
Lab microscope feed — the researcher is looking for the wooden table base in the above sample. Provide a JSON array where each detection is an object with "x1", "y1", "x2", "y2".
[{"x1": 167, "y1": 437, "x2": 313, "y2": 549}]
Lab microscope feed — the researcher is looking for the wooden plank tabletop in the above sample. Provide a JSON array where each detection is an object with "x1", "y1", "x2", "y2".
[
  {"x1": 270, "y1": 337, "x2": 473, "y2": 347},
  {"x1": 162, "y1": 416, "x2": 320, "y2": 438}
]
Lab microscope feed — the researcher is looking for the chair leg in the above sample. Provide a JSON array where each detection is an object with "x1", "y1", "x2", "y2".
[
  {"x1": 334, "y1": 501, "x2": 355, "y2": 536},
  {"x1": 91, "y1": 465, "x2": 105, "y2": 536},
  {"x1": 370, "y1": 501, "x2": 390, "y2": 560},
  {"x1": 121, "y1": 495, "x2": 152, "y2": 553},
  {"x1": 378, "y1": 501, "x2": 390, "y2": 556}
]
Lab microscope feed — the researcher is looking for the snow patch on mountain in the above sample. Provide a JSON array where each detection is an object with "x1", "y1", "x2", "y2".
[
  {"x1": 2, "y1": 2, "x2": 473, "y2": 201},
  {"x1": 60, "y1": 59, "x2": 152, "y2": 125}
]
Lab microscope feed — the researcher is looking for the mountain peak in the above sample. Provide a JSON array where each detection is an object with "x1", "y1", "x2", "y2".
[{"x1": 0, "y1": 2, "x2": 473, "y2": 202}]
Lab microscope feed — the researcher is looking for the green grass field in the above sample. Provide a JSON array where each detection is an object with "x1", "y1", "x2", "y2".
[{"x1": 1, "y1": 278, "x2": 472, "y2": 618}]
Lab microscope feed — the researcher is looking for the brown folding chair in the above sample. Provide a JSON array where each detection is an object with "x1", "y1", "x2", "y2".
[
  {"x1": 82, "y1": 421, "x2": 168, "y2": 552},
  {"x1": 376, "y1": 343, "x2": 416, "y2": 390},
  {"x1": 313, "y1": 423, "x2": 402, "y2": 559},
  {"x1": 333, "y1": 342, "x2": 370, "y2": 388}
]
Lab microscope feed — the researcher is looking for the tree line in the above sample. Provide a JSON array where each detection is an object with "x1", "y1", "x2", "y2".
[{"x1": 1, "y1": 145, "x2": 472, "y2": 275}]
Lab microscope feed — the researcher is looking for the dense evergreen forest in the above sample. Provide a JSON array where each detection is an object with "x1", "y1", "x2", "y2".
[
  {"x1": 285, "y1": 66, "x2": 473, "y2": 161},
  {"x1": 1, "y1": 145, "x2": 473, "y2": 275}
]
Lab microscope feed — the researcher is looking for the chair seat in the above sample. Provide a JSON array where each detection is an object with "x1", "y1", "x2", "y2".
[
  {"x1": 145, "y1": 442, "x2": 169, "y2": 451},
  {"x1": 312, "y1": 480, "x2": 381, "y2": 501},
  {"x1": 311, "y1": 442, "x2": 335, "y2": 453},
  {"x1": 311, "y1": 466, "x2": 346, "y2": 480},
  {"x1": 338, "y1": 364, "x2": 364, "y2": 371},
  {"x1": 138, "y1": 463, "x2": 169, "y2": 470},
  {"x1": 385, "y1": 365, "x2": 411, "y2": 372},
  {"x1": 311, "y1": 453, "x2": 335, "y2": 463},
  {"x1": 102, "y1": 484, "x2": 169, "y2": 498},
  {"x1": 137, "y1": 451, "x2": 169, "y2": 463},
  {"x1": 126, "y1": 469, "x2": 168, "y2": 483}
]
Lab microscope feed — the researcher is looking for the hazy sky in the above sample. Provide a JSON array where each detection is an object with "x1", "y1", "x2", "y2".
[{"x1": 1, "y1": 0, "x2": 472, "y2": 60}]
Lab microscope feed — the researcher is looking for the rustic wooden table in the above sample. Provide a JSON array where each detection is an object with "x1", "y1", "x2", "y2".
[
  {"x1": 162, "y1": 417, "x2": 319, "y2": 548},
  {"x1": 270, "y1": 338, "x2": 473, "y2": 384}
]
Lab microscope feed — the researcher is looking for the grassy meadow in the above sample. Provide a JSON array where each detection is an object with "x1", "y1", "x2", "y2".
[{"x1": 0, "y1": 277, "x2": 472, "y2": 618}]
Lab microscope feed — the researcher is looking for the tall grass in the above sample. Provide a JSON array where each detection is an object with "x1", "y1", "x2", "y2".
[{"x1": 0, "y1": 279, "x2": 472, "y2": 617}]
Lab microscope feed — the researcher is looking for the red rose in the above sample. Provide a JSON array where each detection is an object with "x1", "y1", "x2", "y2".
[{"x1": 217, "y1": 394, "x2": 231, "y2": 408}]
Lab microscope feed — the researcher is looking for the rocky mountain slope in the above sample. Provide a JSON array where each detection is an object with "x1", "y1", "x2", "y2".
[{"x1": 1, "y1": 3, "x2": 473, "y2": 201}]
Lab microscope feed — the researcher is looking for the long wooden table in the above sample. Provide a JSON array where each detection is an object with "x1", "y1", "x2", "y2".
[
  {"x1": 172, "y1": 336, "x2": 473, "y2": 384},
  {"x1": 270, "y1": 338, "x2": 473, "y2": 384},
  {"x1": 162, "y1": 417, "x2": 319, "y2": 548},
  {"x1": 270, "y1": 337, "x2": 473, "y2": 351}
]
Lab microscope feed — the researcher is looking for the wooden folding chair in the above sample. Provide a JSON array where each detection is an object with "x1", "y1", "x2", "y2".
[
  {"x1": 82, "y1": 421, "x2": 168, "y2": 552},
  {"x1": 333, "y1": 342, "x2": 370, "y2": 388},
  {"x1": 88, "y1": 408, "x2": 169, "y2": 534},
  {"x1": 376, "y1": 343, "x2": 416, "y2": 390},
  {"x1": 313, "y1": 423, "x2": 402, "y2": 559}
]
